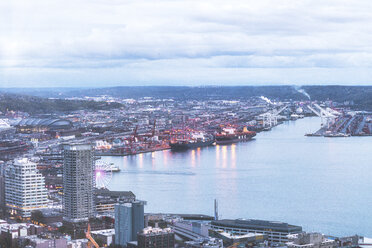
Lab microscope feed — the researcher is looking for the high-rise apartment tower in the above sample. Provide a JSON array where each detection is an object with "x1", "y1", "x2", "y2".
[{"x1": 63, "y1": 143, "x2": 95, "y2": 223}]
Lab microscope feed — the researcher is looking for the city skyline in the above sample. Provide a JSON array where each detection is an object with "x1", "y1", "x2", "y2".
[{"x1": 2, "y1": 0, "x2": 372, "y2": 87}]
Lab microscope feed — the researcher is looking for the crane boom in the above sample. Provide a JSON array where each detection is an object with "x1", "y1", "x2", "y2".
[{"x1": 86, "y1": 224, "x2": 100, "y2": 248}]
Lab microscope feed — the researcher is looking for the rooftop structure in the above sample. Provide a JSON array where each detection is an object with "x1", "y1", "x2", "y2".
[
  {"x1": 0, "y1": 119, "x2": 15, "y2": 138},
  {"x1": 185, "y1": 237, "x2": 223, "y2": 248},
  {"x1": 13, "y1": 118, "x2": 72, "y2": 130},
  {"x1": 138, "y1": 227, "x2": 175, "y2": 248},
  {"x1": 210, "y1": 229, "x2": 268, "y2": 247},
  {"x1": 287, "y1": 232, "x2": 336, "y2": 248},
  {"x1": 210, "y1": 219, "x2": 302, "y2": 244},
  {"x1": 91, "y1": 228, "x2": 115, "y2": 246}
]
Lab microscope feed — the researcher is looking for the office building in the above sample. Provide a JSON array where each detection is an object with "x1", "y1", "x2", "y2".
[
  {"x1": 115, "y1": 201, "x2": 145, "y2": 246},
  {"x1": 138, "y1": 227, "x2": 175, "y2": 248},
  {"x1": 210, "y1": 219, "x2": 302, "y2": 243},
  {"x1": 63, "y1": 143, "x2": 95, "y2": 223},
  {"x1": 4, "y1": 158, "x2": 48, "y2": 218}
]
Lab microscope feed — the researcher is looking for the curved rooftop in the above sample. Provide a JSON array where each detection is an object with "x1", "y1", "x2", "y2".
[{"x1": 14, "y1": 118, "x2": 72, "y2": 129}]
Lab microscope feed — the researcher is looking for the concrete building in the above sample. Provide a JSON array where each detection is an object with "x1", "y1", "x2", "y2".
[
  {"x1": 287, "y1": 232, "x2": 336, "y2": 248},
  {"x1": 172, "y1": 220, "x2": 210, "y2": 241},
  {"x1": 63, "y1": 143, "x2": 95, "y2": 223},
  {"x1": 185, "y1": 237, "x2": 223, "y2": 248},
  {"x1": 209, "y1": 229, "x2": 268, "y2": 247},
  {"x1": 115, "y1": 201, "x2": 145, "y2": 246},
  {"x1": 137, "y1": 227, "x2": 175, "y2": 248},
  {"x1": 4, "y1": 158, "x2": 48, "y2": 219},
  {"x1": 210, "y1": 219, "x2": 302, "y2": 244},
  {"x1": 95, "y1": 188, "x2": 136, "y2": 215},
  {"x1": 0, "y1": 221, "x2": 44, "y2": 247},
  {"x1": 91, "y1": 229, "x2": 115, "y2": 246},
  {"x1": 19, "y1": 235, "x2": 68, "y2": 248}
]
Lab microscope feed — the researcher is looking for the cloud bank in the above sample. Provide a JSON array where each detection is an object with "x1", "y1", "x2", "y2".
[{"x1": 2, "y1": 0, "x2": 372, "y2": 87}]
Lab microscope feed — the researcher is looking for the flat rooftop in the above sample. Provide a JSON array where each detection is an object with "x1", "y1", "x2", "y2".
[{"x1": 211, "y1": 219, "x2": 302, "y2": 233}]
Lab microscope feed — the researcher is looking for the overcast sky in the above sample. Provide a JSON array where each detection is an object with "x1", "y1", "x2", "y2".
[{"x1": 2, "y1": 0, "x2": 372, "y2": 87}]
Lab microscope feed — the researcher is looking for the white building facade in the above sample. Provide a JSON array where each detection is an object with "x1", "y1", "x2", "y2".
[{"x1": 5, "y1": 158, "x2": 48, "y2": 218}]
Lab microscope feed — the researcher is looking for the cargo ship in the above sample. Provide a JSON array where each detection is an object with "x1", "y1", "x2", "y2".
[
  {"x1": 215, "y1": 126, "x2": 256, "y2": 144},
  {"x1": 170, "y1": 132, "x2": 215, "y2": 150}
]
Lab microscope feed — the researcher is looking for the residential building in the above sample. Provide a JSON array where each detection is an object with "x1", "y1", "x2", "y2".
[
  {"x1": 63, "y1": 143, "x2": 95, "y2": 223},
  {"x1": 4, "y1": 158, "x2": 48, "y2": 218}
]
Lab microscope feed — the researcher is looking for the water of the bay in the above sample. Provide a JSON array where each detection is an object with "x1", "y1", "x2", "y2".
[{"x1": 101, "y1": 117, "x2": 372, "y2": 237}]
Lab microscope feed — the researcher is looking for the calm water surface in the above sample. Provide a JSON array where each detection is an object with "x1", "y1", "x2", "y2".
[{"x1": 102, "y1": 117, "x2": 372, "y2": 237}]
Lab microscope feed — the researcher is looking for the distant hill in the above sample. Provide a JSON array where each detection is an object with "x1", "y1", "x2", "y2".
[
  {"x1": 0, "y1": 93, "x2": 122, "y2": 114},
  {"x1": 1, "y1": 86, "x2": 307, "y2": 100},
  {"x1": 302, "y1": 86, "x2": 372, "y2": 109},
  {"x1": 2, "y1": 85, "x2": 372, "y2": 111}
]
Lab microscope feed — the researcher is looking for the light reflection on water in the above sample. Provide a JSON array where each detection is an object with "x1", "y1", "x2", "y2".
[{"x1": 101, "y1": 117, "x2": 372, "y2": 237}]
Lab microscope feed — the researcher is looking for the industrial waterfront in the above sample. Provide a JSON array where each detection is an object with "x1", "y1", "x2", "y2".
[{"x1": 103, "y1": 117, "x2": 372, "y2": 238}]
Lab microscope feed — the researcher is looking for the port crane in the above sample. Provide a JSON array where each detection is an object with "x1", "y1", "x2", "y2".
[
  {"x1": 128, "y1": 125, "x2": 139, "y2": 154},
  {"x1": 260, "y1": 105, "x2": 288, "y2": 128},
  {"x1": 307, "y1": 104, "x2": 341, "y2": 128}
]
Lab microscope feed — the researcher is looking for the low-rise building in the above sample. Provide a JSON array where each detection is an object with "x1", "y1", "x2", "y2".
[
  {"x1": 287, "y1": 232, "x2": 336, "y2": 248},
  {"x1": 138, "y1": 227, "x2": 175, "y2": 248},
  {"x1": 185, "y1": 237, "x2": 223, "y2": 248},
  {"x1": 91, "y1": 228, "x2": 115, "y2": 246},
  {"x1": 209, "y1": 229, "x2": 268, "y2": 247},
  {"x1": 172, "y1": 220, "x2": 210, "y2": 239},
  {"x1": 95, "y1": 188, "x2": 136, "y2": 215},
  {"x1": 210, "y1": 219, "x2": 302, "y2": 244},
  {"x1": 19, "y1": 235, "x2": 67, "y2": 248}
]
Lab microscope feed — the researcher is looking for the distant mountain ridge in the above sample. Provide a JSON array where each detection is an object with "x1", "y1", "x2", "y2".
[
  {"x1": 1, "y1": 85, "x2": 372, "y2": 112},
  {"x1": 0, "y1": 93, "x2": 122, "y2": 114}
]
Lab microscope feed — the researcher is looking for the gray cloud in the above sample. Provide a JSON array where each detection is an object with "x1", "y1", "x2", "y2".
[{"x1": 1, "y1": 0, "x2": 372, "y2": 86}]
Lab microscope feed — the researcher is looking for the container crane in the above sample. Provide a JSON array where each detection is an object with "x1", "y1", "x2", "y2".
[
  {"x1": 129, "y1": 125, "x2": 139, "y2": 154},
  {"x1": 307, "y1": 104, "x2": 340, "y2": 128},
  {"x1": 260, "y1": 105, "x2": 288, "y2": 128}
]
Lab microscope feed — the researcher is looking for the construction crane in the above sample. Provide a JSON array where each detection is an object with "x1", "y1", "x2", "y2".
[{"x1": 86, "y1": 224, "x2": 100, "y2": 248}]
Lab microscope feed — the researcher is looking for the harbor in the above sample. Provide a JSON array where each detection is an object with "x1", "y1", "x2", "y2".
[{"x1": 102, "y1": 117, "x2": 372, "y2": 238}]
